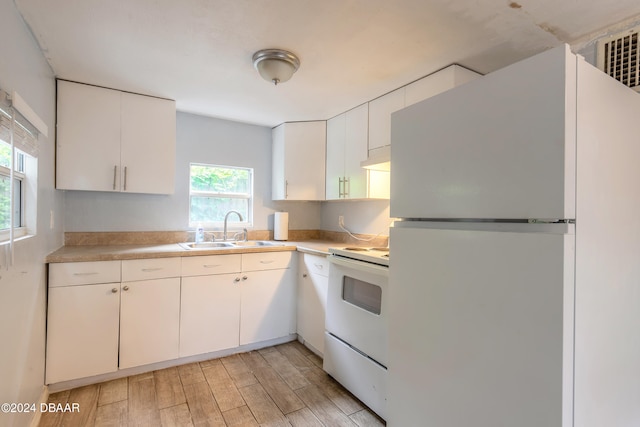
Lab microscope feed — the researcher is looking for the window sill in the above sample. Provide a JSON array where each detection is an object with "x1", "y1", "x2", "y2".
[{"x1": 0, "y1": 233, "x2": 35, "y2": 246}]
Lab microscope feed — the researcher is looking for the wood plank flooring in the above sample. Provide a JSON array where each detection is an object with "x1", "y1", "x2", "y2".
[{"x1": 39, "y1": 341, "x2": 385, "y2": 427}]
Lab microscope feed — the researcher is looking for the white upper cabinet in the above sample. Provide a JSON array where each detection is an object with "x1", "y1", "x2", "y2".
[
  {"x1": 344, "y1": 104, "x2": 369, "y2": 198},
  {"x1": 326, "y1": 104, "x2": 379, "y2": 199},
  {"x1": 56, "y1": 81, "x2": 121, "y2": 192},
  {"x1": 326, "y1": 113, "x2": 346, "y2": 200},
  {"x1": 368, "y1": 87, "x2": 405, "y2": 152},
  {"x1": 56, "y1": 80, "x2": 176, "y2": 194},
  {"x1": 367, "y1": 65, "x2": 481, "y2": 155},
  {"x1": 120, "y1": 92, "x2": 176, "y2": 194},
  {"x1": 272, "y1": 121, "x2": 326, "y2": 201},
  {"x1": 404, "y1": 65, "x2": 480, "y2": 107}
]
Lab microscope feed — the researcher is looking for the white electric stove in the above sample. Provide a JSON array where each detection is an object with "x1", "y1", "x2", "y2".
[
  {"x1": 328, "y1": 246, "x2": 389, "y2": 267},
  {"x1": 325, "y1": 245, "x2": 389, "y2": 419}
]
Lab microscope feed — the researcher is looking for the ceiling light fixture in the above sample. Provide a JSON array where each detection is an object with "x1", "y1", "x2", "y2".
[{"x1": 252, "y1": 49, "x2": 300, "y2": 85}]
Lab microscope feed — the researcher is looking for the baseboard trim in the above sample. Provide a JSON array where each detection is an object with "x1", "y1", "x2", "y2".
[{"x1": 47, "y1": 334, "x2": 297, "y2": 393}]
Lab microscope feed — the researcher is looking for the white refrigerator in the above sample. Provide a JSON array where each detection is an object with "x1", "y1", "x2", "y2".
[{"x1": 388, "y1": 44, "x2": 640, "y2": 427}]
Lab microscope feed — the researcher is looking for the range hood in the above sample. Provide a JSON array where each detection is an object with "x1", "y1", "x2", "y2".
[{"x1": 361, "y1": 145, "x2": 390, "y2": 171}]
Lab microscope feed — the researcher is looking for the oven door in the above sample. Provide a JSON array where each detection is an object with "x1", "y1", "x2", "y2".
[{"x1": 326, "y1": 255, "x2": 389, "y2": 366}]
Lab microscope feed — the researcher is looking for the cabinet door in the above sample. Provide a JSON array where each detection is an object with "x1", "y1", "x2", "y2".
[
  {"x1": 344, "y1": 104, "x2": 369, "y2": 199},
  {"x1": 46, "y1": 283, "x2": 120, "y2": 384},
  {"x1": 368, "y1": 87, "x2": 405, "y2": 151},
  {"x1": 272, "y1": 124, "x2": 286, "y2": 200},
  {"x1": 404, "y1": 65, "x2": 480, "y2": 107},
  {"x1": 299, "y1": 254, "x2": 329, "y2": 355},
  {"x1": 119, "y1": 278, "x2": 181, "y2": 369},
  {"x1": 326, "y1": 114, "x2": 346, "y2": 200},
  {"x1": 180, "y1": 273, "x2": 241, "y2": 357},
  {"x1": 56, "y1": 80, "x2": 122, "y2": 191},
  {"x1": 120, "y1": 93, "x2": 176, "y2": 194},
  {"x1": 280, "y1": 121, "x2": 326, "y2": 201},
  {"x1": 240, "y1": 269, "x2": 296, "y2": 345}
]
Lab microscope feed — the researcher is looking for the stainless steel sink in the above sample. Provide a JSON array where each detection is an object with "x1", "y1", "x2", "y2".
[
  {"x1": 179, "y1": 240, "x2": 285, "y2": 250},
  {"x1": 231, "y1": 241, "x2": 285, "y2": 247},
  {"x1": 179, "y1": 242, "x2": 235, "y2": 250}
]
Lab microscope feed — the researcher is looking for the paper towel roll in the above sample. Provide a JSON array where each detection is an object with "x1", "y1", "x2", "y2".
[{"x1": 274, "y1": 212, "x2": 289, "y2": 241}]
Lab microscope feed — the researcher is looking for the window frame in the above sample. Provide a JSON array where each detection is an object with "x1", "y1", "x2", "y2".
[
  {"x1": 188, "y1": 163, "x2": 254, "y2": 228},
  {"x1": 0, "y1": 145, "x2": 28, "y2": 241}
]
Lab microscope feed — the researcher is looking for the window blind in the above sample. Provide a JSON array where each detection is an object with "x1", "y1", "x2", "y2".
[
  {"x1": 0, "y1": 90, "x2": 39, "y2": 157},
  {"x1": 0, "y1": 88, "x2": 42, "y2": 268}
]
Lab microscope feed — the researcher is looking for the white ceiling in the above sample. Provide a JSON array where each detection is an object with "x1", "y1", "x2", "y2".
[{"x1": 15, "y1": 0, "x2": 640, "y2": 127}]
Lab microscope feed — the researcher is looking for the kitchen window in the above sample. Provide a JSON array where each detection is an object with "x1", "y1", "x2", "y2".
[
  {"x1": 0, "y1": 98, "x2": 39, "y2": 244},
  {"x1": 0, "y1": 143, "x2": 25, "y2": 234},
  {"x1": 189, "y1": 163, "x2": 253, "y2": 227}
]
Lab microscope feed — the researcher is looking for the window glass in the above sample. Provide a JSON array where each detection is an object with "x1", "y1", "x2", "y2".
[
  {"x1": 0, "y1": 142, "x2": 10, "y2": 168},
  {"x1": 0, "y1": 174, "x2": 10, "y2": 229},
  {"x1": 0, "y1": 139, "x2": 28, "y2": 235},
  {"x1": 189, "y1": 164, "x2": 253, "y2": 226}
]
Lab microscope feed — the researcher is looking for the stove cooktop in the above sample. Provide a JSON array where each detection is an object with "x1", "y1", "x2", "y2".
[{"x1": 329, "y1": 246, "x2": 390, "y2": 267}]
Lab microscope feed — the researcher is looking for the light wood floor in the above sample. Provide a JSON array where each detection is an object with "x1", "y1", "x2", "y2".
[{"x1": 39, "y1": 341, "x2": 385, "y2": 427}]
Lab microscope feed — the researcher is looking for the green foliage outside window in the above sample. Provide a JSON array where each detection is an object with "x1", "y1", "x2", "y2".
[
  {"x1": 0, "y1": 142, "x2": 12, "y2": 229},
  {"x1": 189, "y1": 164, "x2": 253, "y2": 225}
]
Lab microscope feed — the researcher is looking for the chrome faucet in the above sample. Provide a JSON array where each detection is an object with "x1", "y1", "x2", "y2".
[{"x1": 223, "y1": 210, "x2": 244, "y2": 241}]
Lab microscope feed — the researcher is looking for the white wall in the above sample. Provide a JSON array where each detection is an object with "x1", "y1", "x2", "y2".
[
  {"x1": 0, "y1": 1, "x2": 61, "y2": 426},
  {"x1": 63, "y1": 111, "x2": 322, "y2": 233},
  {"x1": 321, "y1": 200, "x2": 391, "y2": 236}
]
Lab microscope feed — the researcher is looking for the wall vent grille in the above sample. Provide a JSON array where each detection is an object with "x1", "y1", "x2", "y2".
[{"x1": 596, "y1": 27, "x2": 640, "y2": 92}]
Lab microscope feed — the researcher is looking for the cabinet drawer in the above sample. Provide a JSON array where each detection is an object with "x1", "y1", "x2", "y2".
[
  {"x1": 49, "y1": 261, "x2": 121, "y2": 287},
  {"x1": 303, "y1": 253, "x2": 329, "y2": 277},
  {"x1": 182, "y1": 254, "x2": 242, "y2": 277},
  {"x1": 122, "y1": 257, "x2": 181, "y2": 282},
  {"x1": 242, "y1": 251, "x2": 292, "y2": 271}
]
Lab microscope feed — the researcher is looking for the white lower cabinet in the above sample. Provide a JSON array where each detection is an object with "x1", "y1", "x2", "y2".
[
  {"x1": 240, "y1": 268, "x2": 296, "y2": 345},
  {"x1": 46, "y1": 282, "x2": 121, "y2": 384},
  {"x1": 119, "y1": 277, "x2": 181, "y2": 369},
  {"x1": 297, "y1": 253, "x2": 329, "y2": 355},
  {"x1": 46, "y1": 251, "x2": 296, "y2": 384},
  {"x1": 180, "y1": 254, "x2": 242, "y2": 357},
  {"x1": 181, "y1": 251, "x2": 295, "y2": 354},
  {"x1": 240, "y1": 252, "x2": 296, "y2": 345},
  {"x1": 46, "y1": 258, "x2": 181, "y2": 383},
  {"x1": 119, "y1": 258, "x2": 181, "y2": 369},
  {"x1": 180, "y1": 274, "x2": 241, "y2": 357}
]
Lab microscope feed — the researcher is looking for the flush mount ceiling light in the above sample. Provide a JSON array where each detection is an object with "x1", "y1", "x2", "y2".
[{"x1": 252, "y1": 49, "x2": 300, "y2": 85}]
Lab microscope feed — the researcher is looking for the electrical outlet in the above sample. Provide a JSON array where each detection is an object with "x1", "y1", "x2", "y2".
[{"x1": 338, "y1": 215, "x2": 344, "y2": 227}]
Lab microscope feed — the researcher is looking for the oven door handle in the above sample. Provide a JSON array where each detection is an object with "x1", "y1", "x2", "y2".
[{"x1": 329, "y1": 256, "x2": 389, "y2": 277}]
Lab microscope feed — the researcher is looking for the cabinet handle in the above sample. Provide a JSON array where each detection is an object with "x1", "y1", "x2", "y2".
[
  {"x1": 344, "y1": 177, "x2": 350, "y2": 197},
  {"x1": 123, "y1": 285, "x2": 130, "y2": 291},
  {"x1": 72, "y1": 272, "x2": 98, "y2": 276},
  {"x1": 234, "y1": 277, "x2": 241, "y2": 283},
  {"x1": 314, "y1": 264, "x2": 324, "y2": 269},
  {"x1": 113, "y1": 165, "x2": 117, "y2": 190},
  {"x1": 338, "y1": 177, "x2": 344, "y2": 198},
  {"x1": 285, "y1": 180, "x2": 289, "y2": 199},
  {"x1": 242, "y1": 275, "x2": 248, "y2": 280},
  {"x1": 203, "y1": 264, "x2": 222, "y2": 268},
  {"x1": 123, "y1": 166, "x2": 128, "y2": 191},
  {"x1": 141, "y1": 267, "x2": 163, "y2": 272},
  {"x1": 259, "y1": 260, "x2": 275, "y2": 264},
  {"x1": 111, "y1": 288, "x2": 118, "y2": 293}
]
